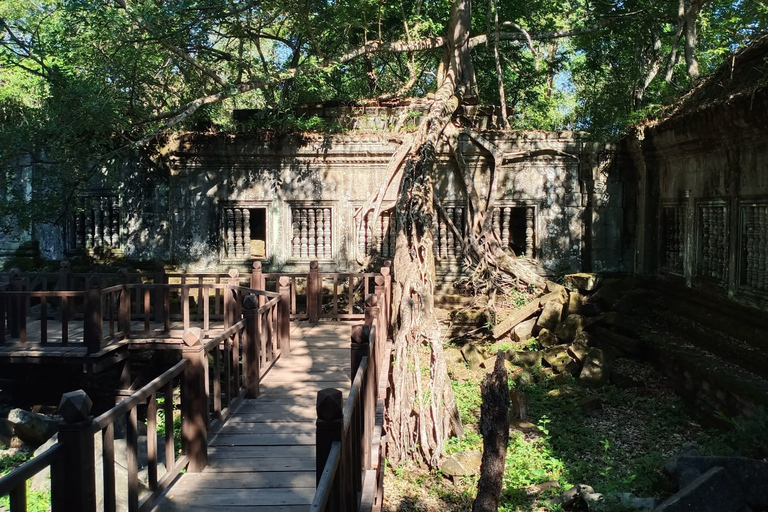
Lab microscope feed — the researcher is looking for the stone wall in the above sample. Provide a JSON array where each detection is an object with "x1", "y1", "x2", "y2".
[
  {"x1": 632, "y1": 88, "x2": 768, "y2": 310},
  {"x1": 160, "y1": 126, "x2": 627, "y2": 275},
  {"x1": 1, "y1": 108, "x2": 631, "y2": 277}
]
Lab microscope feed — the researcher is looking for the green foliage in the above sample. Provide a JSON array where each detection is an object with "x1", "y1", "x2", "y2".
[
  {"x1": 0, "y1": 451, "x2": 31, "y2": 474},
  {"x1": 0, "y1": 452, "x2": 51, "y2": 512},
  {"x1": 715, "y1": 406, "x2": 768, "y2": 458}
]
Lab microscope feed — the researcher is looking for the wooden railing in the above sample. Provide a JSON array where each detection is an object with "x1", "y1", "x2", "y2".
[
  {"x1": 311, "y1": 293, "x2": 390, "y2": 512},
  {"x1": 0, "y1": 260, "x2": 391, "y2": 350},
  {"x1": 0, "y1": 288, "x2": 281, "y2": 512}
]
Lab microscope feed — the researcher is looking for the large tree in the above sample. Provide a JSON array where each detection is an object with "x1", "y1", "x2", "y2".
[{"x1": 2, "y1": 0, "x2": 766, "y2": 465}]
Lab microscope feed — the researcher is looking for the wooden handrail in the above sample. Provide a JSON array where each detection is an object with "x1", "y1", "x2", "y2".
[
  {"x1": 309, "y1": 442, "x2": 342, "y2": 512},
  {"x1": 91, "y1": 360, "x2": 188, "y2": 431},
  {"x1": 0, "y1": 445, "x2": 61, "y2": 499}
]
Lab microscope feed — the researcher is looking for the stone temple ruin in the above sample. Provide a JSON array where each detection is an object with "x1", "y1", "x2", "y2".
[{"x1": 6, "y1": 105, "x2": 629, "y2": 286}]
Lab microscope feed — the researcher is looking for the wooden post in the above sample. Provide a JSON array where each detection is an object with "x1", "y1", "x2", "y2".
[
  {"x1": 251, "y1": 260, "x2": 264, "y2": 293},
  {"x1": 278, "y1": 276, "x2": 291, "y2": 357},
  {"x1": 308, "y1": 260, "x2": 320, "y2": 324},
  {"x1": 58, "y1": 260, "x2": 71, "y2": 291},
  {"x1": 242, "y1": 295, "x2": 260, "y2": 398},
  {"x1": 352, "y1": 325, "x2": 374, "y2": 477},
  {"x1": 316, "y1": 388, "x2": 343, "y2": 511},
  {"x1": 364, "y1": 293, "x2": 379, "y2": 329},
  {"x1": 380, "y1": 262, "x2": 392, "y2": 340},
  {"x1": 8, "y1": 268, "x2": 23, "y2": 340},
  {"x1": 153, "y1": 261, "x2": 166, "y2": 324},
  {"x1": 227, "y1": 269, "x2": 240, "y2": 395},
  {"x1": 182, "y1": 327, "x2": 208, "y2": 472},
  {"x1": 84, "y1": 275, "x2": 102, "y2": 354},
  {"x1": 51, "y1": 390, "x2": 96, "y2": 512},
  {"x1": 118, "y1": 268, "x2": 131, "y2": 336},
  {"x1": 350, "y1": 325, "x2": 370, "y2": 381}
]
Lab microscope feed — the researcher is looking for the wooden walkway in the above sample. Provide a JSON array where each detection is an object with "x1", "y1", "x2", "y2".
[{"x1": 151, "y1": 321, "x2": 353, "y2": 512}]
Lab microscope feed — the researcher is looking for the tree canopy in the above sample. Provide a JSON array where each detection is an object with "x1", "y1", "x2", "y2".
[{"x1": 1, "y1": 0, "x2": 766, "y2": 193}]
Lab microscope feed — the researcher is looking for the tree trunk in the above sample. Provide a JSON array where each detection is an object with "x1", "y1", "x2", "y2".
[
  {"x1": 385, "y1": 0, "x2": 544, "y2": 468},
  {"x1": 473, "y1": 352, "x2": 509, "y2": 512}
]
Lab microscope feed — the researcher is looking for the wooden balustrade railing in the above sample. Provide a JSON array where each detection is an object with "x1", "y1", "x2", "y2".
[
  {"x1": 311, "y1": 293, "x2": 390, "y2": 512},
  {"x1": 1, "y1": 261, "x2": 391, "y2": 349},
  {"x1": 0, "y1": 289, "x2": 283, "y2": 512}
]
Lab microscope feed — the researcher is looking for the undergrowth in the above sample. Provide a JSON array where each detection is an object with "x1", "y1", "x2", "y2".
[{"x1": 384, "y1": 354, "x2": 740, "y2": 512}]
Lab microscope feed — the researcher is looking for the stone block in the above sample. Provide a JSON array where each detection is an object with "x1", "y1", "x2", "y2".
[
  {"x1": 669, "y1": 456, "x2": 768, "y2": 508},
  {"x1": 568, "y1": 290, "x2": 583, "y2": 315},
  {"x1": 543, "y1": 345, "x2": 573, "y2": 373},
  {"x1": 440, "y1": 450, "x2": 482, "y2": 477},
  {"x1": 564, "y1": 273, "x2": 601, "y2": 292},
  {"x1": 655, "y1": 467, "x2": 745, "y2": 512},
  {"x1": 567, "y1": 340, "x2": 590, "y2": 364},
  {"x1": 512, "y1": 318, "x2": 537, "y2": 343},
  {"x1": 7, "y1": 409, "x2": 59, "y2": 446},
  {"x1": 555, "y1": 314, "x2": 585, "y2": 344},
  {"x1": 579, "y1": 348, "x2": 611, "y2": 387},
  {"x1": 514, "y1": 351, "x2": 542, "y2": 368},
  {"x1": 535, "y1": 301, "x2": 564, "y2": 333},
  {"x1": 492, "y1": 299, "x2": 542, "y2": 339},
  {"x1": 537, "y1": 328, "x2": 557, "y2": 348},
  {"x1": 461, "y1": 344, "x2": 488, "y2": 370}
]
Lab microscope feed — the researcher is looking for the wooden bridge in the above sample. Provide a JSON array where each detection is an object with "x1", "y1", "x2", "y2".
[{"x1": 0, "y1": 261, "x2": 391, "y2": 512}]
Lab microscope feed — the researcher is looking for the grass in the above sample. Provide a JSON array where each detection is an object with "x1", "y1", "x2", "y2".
[
  {"x1": 1, "y1": 451, "x2": 51, "y2": 512},
  {"x1": 383, "y1": 353, "x2": 739, "y2": 512}
]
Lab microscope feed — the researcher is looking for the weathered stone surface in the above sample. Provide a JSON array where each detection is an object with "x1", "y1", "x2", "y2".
[
  {"x1": 492, "y1": 300, "x2": 542, "y2": 339},
  {"x1": 567, "y1": 340, "x2": 590, "y2": 364},
  {"x1": 593, "y1": 327, "x2": 644, "y2": 356},
  {"x1": 461, "y1": 344, "x2": 488, "y2": 370},
  {"x1": 538, "y1": 288, "x2": 569, "y2": 306},
  {"x1": 545, "y1": 280, "x2": 566, "y2": 295},
  {"x1": 7, "y1": 408, "x2": 58, "y2": 445},
  {"x1": 509, "y1": 420, "x2": 541, "y2": 434},
  {"x1": 564, "y1": 273, "x2": 601, "y2": 292},
  {"x1": 555, "y1": 314, "x2": 585, "y2": 344},
  {"x1": 512, "y1": 318, "x2": 537, "y2": 343},
  {"x1": 536, "y1": 301, "x2": 564, "y2": 333},
  {"x1": 513, "y1": 351, "x2": 541, "y2": 368},
  {"x1": 515, "y1": 370, "x2": 534, "y2": 386},
  {"x1": 543, "y1": 345, "x2": 572, "y2": 373},
  {"x1": 579, "y1": 348, "x2": 611, "y2": 387},
  {"x1": 440, "y1": 450, "x2": 483, "y2": 477},
  {"x1": 537, "y1": 328, "x2": 557, "y2": 348},
  {"x1": 588, "y1": 283, "x2": 621, "y2": 309},
  {"x1": 568, "y1": 290, "x2": 583, "y2": 315},
  {"x1": 668, "y1": 456, "x2": 768, "y2": 507},
  {"x1": 655, "y1": 467, "x2": 745, "y2": 512},
  {"x1": 554, "y1": 484, "x2": 597, "y2": 507},
  {"x1": 445, "y1": 347, "x2": 466, "y2": 366},
  {"x1": 481, "y1": 356, "x2": 514, "y2": 373}
]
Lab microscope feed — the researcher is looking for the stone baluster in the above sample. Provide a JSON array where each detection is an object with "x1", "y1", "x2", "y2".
[
  {"x1": 525, "y1": 206, "x2": 535, "y2": 259},
  {"x1": 85, "y1": 202, "x2": 94, "y2": 249},
  {"x1": 111, "y1": 200, "x2": 120, "y2": 247},
  {"x1": 323, "y1": 207, "x2": 331, "y2": 259},
  {"x1": 242, "y1": 208, "x2": 251, "y2": 257},
  {"x1": 233, "y1": 208, "x2": 242, "y2": 258},
  {"x1": 300, "y1": 209, "x2": 309, "y2": 259},
  {"x1": 292, "y1": 210, "x2": 301, "y2": 257},
  {"x1": 226, "y1": 207, "x2": 235, "y2": 258}
]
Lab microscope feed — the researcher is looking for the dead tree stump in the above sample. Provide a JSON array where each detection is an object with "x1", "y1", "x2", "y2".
[{"x1": 472, "y1": 351, "x2": 510, "y2": 512}]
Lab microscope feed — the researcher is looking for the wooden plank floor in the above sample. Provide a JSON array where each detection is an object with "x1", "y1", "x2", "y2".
[{"x1": 151, "y1": 321, "x2": 353, "y2": 512}]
